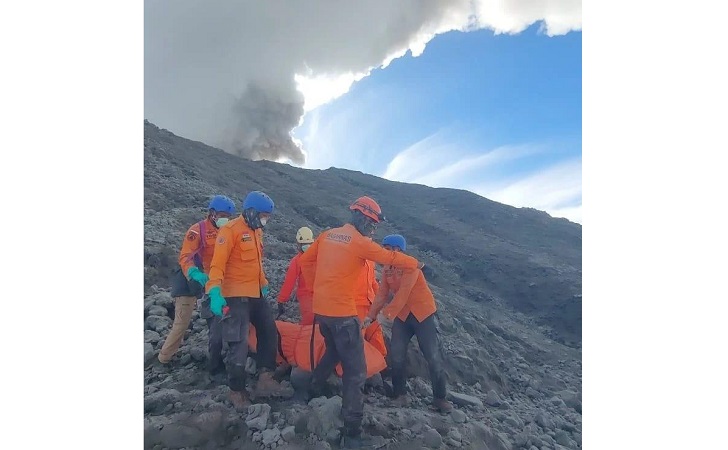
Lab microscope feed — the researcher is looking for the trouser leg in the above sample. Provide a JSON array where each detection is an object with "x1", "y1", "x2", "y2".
[
  {"x1": 158, "y1": 296, "x2": 196, "y2": 363},
  {"x1": 389, "y1": 316, "x2": 414, "y2": 397},
  {"x1": 222, "y1": 297, "x2": 250, "y2": 392},
  {"x1": 310, "y1": 316, "x2": 340, "y2": 388},
  {"x1": 322, "y1": 315, "x2": 367, "y2": 437},
  {"x1": 249, "y1": 298, "x2": 278, "y2": 372},
  {"x1": 413, "y1": 313, "x2": 447, "y2": 400},
  {"x1": 206, "y1": 315, "x2": 224, "y2": 371}
]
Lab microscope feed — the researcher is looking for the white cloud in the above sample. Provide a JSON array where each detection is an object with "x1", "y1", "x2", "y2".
[
  {"x1": 295, "y1": 105, "x2": 360, "y2": 170},
  {"x1": 472, "y1": 159, "x2": 582, "y2": 222},
  {"x1": 146, "y1": 0, "x2": 582, "y2": 164},
  {"x1": 382, "y1": 131, "x2": 544, "y2": 186},
  {"x1": 542, "y1": 205, "x2": 582, "y2": 224},
  {"x1": 382, "y1": 134, "x2": 582, "y2": 223},
  {"x1": 294, "y1": 72, "x2": 369, "y2": 113},
  {"x1": 382, "y1": 131, "x2": 456, "y2": 182}
]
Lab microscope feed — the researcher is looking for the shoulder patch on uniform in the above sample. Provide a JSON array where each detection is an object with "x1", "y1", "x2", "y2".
[
  {"x1": 186, "y1": 231, "x2": 197, "y2": 241},
  {"x1": 217, "y1": 236, "x2": 226, "y2": 245}
]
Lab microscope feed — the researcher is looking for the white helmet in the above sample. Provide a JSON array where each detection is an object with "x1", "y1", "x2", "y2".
[{"x1": 296, "y1": 226, "x2": 314, "y2": 244}]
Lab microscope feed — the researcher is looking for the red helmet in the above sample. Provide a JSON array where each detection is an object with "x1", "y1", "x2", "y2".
[{"x1": 349, "y1": 196, "x2": 384, "y2": 223}]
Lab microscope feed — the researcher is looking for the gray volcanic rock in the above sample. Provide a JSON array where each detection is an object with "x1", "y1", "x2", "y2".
[{"x1": 143, "y1": 121, "x2": 582, "y2": 450}]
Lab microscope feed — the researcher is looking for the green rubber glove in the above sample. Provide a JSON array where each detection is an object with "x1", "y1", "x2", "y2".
[
  {"x1": 208, "y1": 286, "x2": 227, "y2": 316},
  {"x1": 187, "y1": 266, "x2": 209, "y2": 286},
  {"x1": 261, "y1": 285, "x2": 270, "y2": 298}
]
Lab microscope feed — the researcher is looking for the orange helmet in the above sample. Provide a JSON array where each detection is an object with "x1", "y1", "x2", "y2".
[{"x1": 349, "y1": 196, "x2": 384, "y2": 223}]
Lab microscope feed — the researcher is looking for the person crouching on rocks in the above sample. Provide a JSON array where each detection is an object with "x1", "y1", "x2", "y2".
[
  {"x1": 205, "y1": 191, "x2": 291, "y2": 410},
  {"x1": 364, "y1": 233, "x2": 454, "y2": 413},
  {"x1": 158, "y1": 195, "x2": 236, "y2": 369}
]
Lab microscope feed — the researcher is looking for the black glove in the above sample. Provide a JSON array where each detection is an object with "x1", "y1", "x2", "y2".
[{"x1": 277, "y1": 303, "x2": 285, "y2": 316}]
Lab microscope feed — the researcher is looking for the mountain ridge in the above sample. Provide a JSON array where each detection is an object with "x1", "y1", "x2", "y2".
[
  {"x1": 144, "y1": 120, "x2": 582, "y2": 346},
  {"x1": 144, "y1": 119, "x2": 582, "y2": 449}
]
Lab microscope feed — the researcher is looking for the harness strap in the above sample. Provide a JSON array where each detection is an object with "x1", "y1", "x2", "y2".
[{"x1": 309, "y1": 316, "x2": 317, "y2": 372}]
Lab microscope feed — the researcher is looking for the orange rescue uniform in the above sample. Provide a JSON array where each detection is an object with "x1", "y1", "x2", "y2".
[
  {"x1": 299, "y1": 223, "x2": 421, "y2": 317},
  {"x1": 278, "y1": 252, "x2": 314, "y2": 325},
  {"x1": 205, "y1": 216, "x2": 268, "y2": 298},
  {"x1": 370, "y1": 267, "x2": 437, "y2": 322},
  {"x1": 179, "y1": 218, "x2": 219, "y2": 275}
]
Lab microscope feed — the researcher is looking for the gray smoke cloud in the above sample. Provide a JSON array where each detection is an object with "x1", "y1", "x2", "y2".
[
  {"x1": 228, "y1": 81, "x2": 305, "y2": 164},
  {"x1": 144, "y1": 0, "x2": 581, "y2": 163}
]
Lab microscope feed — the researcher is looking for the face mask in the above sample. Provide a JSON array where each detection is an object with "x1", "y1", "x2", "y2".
[
  {"x1": 301, "y1": 244, "x2": 311, "y2": 252},
  {"x1": 215, "y1": 217, "x2": 230, "y2": 227},
  {"x1": 260, "y1": 217, "x2": 268, "y2": 227}
]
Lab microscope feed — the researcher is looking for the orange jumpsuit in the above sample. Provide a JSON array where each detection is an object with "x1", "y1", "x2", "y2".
[
  {"x1": 298, "y1": 223, "x2": 420, "y2": 317},
  {"x1": 205, "y1": 216, "x2": 268, "y2": 297},
  {"x1": 278, "y1": 252, "x2": 314, "y2": 325},
  {"x1": 178, "y1": 218, "x2": 218, "y2": 275},
  {"x1": 370, "y1": 267, "x2": 437, "y2": 322}
]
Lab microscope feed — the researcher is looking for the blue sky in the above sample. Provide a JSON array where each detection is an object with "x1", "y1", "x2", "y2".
[{"x1": 293, "y1": 24, "x2": 582, "y2": 223}]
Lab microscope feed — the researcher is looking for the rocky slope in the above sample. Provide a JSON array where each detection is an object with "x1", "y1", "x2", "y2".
[{"x1": 144, "y1": 121, "x2": 582, "y2": 449}]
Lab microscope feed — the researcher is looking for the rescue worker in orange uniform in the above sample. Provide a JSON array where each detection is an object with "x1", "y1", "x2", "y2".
[
  {"x1": 355, "y1": 260, "x2": 387, "y2": 357},
  {"x1": 159, "y1": 195, "x2": 236, "y2": 369},
  {"x1": 365, "y1": 234, "x2": 453, "y2": 413},
  {"x1": 298, "y1": 196, "x2": 424, "y2": 448},
  {"x1": 277, "y1": 226, "x2": 316, "y2": 325},
  {"x1": 205, "y1": 191, "x2": 289, "y2": 409}
]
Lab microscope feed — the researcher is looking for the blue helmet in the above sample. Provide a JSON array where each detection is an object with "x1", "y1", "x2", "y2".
[
  {"x1": 208, "y1": 195, "x2": 236, "y2": 214},
  {"x1": 242, "y1": 191, "x2": 275, "y2": 214},
  {"x1": 382, "y1": 234, "x2": 406, "y2": 252}
]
